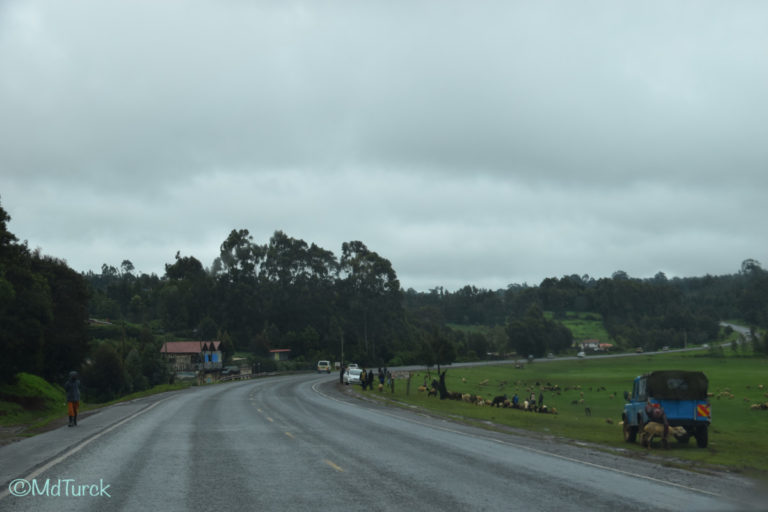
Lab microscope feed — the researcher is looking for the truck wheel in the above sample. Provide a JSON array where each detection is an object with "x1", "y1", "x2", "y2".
[
  {"x1": 695, "y1": 425, "x2": 708, "y2": 448},
  {"x1": 623, "y1": 417, "x2": 637, "y2": 443}
]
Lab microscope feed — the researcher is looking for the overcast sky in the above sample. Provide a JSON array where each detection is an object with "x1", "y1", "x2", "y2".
[{"x1": 1, "y1": 1, "x2": 766, "y2": 291}]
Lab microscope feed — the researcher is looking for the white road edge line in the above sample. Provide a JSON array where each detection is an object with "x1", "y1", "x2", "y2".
[
  {"x1": 311, "y1": 382, "x2": 721, "y2": 498},
  {"x1": 0, "y1": 396, "x2": 173, "y2": 501}
]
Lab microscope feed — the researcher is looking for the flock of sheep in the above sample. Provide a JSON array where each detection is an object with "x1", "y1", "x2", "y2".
[{"x1": 711, "y1": 384, "x2": 768, "y2": 410}]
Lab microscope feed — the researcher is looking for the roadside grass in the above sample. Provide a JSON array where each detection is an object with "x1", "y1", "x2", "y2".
[
  {"x1": 0, "y1": 373, "x2": 66, "y2": 429},
  {"x1": 0, "y1": 374, "x2": 194, "y2": 435},
  {"x1": 375, "y1": 353, "x2": 768, "y2": 477}
]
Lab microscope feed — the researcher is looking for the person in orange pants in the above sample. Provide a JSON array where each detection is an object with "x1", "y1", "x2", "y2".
[{"x1": 65, "y1": 371, "x2": 81, "y2": 427}]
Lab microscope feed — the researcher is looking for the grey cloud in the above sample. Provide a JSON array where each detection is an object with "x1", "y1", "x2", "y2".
[{"x1": 1, "y1": 1, "x2": 767, "y2": 290}]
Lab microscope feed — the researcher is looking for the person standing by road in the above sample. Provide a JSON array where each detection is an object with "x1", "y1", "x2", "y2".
[
  {"x1": 339, "y1": 364, "x2": 345, "y2": 385},
  {"x1": 65, "y1": 371, "x2": 81, "y2": 427}
]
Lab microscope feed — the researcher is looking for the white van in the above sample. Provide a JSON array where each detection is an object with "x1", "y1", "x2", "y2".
[{"x1": 316, "y1": 360, "x2": 331, "y2": 373}]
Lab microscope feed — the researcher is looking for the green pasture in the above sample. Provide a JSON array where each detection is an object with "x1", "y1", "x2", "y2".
[
  {"x1": 556, "y1": 312, "x2": 614, "y2": 343},
  {"x1": 377, "y1": 354, "x2": 768, "y2": 476}
]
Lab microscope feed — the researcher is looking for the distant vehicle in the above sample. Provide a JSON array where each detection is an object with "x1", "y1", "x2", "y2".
[
  {"x1": 547, "y1": 353, "x2": 554, "y2": 359},
  {"x1": 347, "y1": 363, "x2": 359, "y2": 369},
  {"x1": 662, "y1": 346, "x2": 670, "y2": 351},
  {"x1": 635, "y1": 347, "x2": 644, "y2": 353},
  {"x1": 576, "y1": 351, "x2": 586, "y2": 358},
  {"x1": 317, "y1": 360, "x2": 331, "y2": 373},
  {"x1": 343, "y1": 368, "x2": 363, "y2": 385},
  {"x1": 702, "y1": 344, "x2": 709, "y2": 349},
  {"x1": 622, "y1": 370, "x2": 711, "y2": 448},
  {"x1": 221, "y1": 366, "x2": 240, "y2": 376},
  {"x1": 527, "y1": 354, "x2": 535, "y2": 362}
]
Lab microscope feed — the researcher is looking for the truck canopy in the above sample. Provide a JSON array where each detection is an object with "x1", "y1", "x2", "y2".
[{"x1": 646, "y1": 370, "x2": 708, "y2": 400}]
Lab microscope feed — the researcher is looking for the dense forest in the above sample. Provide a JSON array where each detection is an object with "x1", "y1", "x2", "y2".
[{"x1": 2, "y1": 199, "x2": 767, "y2": 401}]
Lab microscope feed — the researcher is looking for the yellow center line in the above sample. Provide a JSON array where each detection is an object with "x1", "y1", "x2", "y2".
[
  {"x1": 285, "y1": 432, "x2": 294, "y2": 439},
  {"x1": 324, "y1": 459, "x2": 344, "y2": 472}
]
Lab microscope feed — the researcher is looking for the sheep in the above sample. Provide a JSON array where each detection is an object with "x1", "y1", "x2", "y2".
[
  {"x1": 641, "y1": 422, "x2": 669, "y2": 449},
  {"x1": 417, "y1": 385, "x2": 427, "y2": 392},
  {"x1": 642, "y1": 424, "x2": 687, "y2": 449},
  {"x1": 605, "y1": 418, "x2": 613, "y2": 424},
  {"x1": 479, "y1": 379, "x2": 489, "y2": 386},
  {"x1": 503, "y1": 399, "x2": 511, "y2": 408},
  {"x1": 462, "y1": 393, "x2": 472, "y2": 402},
  {"x1": 476, "y1": 399, "x2": 486, "y2": 406},
  {"x1": 427, "y1": 388, "x2": 437, "y2": 397},
  {"x1": 750, "y1": 403, "x2": 761, "y2": 410},
  {"x1": 461, "y1": 377, "x2": 467, "y2": 384}
]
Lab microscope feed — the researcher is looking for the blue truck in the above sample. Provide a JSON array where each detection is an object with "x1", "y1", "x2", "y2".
[{"x1": 622, "y1": 370, "x2": 711, "y2": 448}]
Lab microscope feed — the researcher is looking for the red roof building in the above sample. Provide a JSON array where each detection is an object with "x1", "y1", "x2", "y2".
[{"x1": 161, "y1": 341, "x2": 222, "y2": 371}]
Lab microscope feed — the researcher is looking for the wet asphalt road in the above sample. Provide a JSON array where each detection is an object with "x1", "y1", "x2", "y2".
[{"x1": 1, "y1": 373, "x2": 764, "y2": 511}]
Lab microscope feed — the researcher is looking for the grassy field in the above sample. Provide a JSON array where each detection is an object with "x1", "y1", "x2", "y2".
[
  {"x1": 374, "y1": 353, "x2": 768, "y2": 477},
  {"x1": 555, "y1": 311, "x2": 614, "y2": 344}
]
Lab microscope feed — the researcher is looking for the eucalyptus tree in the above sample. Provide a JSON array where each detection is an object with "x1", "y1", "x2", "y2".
[{"x1": 338, "y1": 240, "x2": 403, "y2": 363}]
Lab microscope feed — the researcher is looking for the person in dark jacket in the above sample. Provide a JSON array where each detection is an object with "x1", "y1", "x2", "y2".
[{"x1": 65, "y1": 371, "x2": 81, "y2": 427}]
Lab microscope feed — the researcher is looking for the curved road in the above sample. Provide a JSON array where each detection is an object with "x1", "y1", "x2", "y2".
[{"x1": 1, "y1": 374, "x2": 764, "y2": 511}]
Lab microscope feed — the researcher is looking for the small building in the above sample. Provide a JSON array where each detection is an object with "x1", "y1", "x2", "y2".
[
  {"x1": 269, "y1": 348, "x2": 291, "y2": 361},
  {"x1": 160, "y1": 341, "x2": 222, "y2": 372},
  {"x1": 580, "y1": 340, "x2": 614, "y2": 352},
  {"x1": 580, "y1": 339, "x2": 600, "y2": 351}
]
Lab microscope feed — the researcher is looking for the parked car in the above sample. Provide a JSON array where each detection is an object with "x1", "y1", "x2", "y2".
[
  {"x1": 546, "y1": 353, "x2": 554, "y2": 359},
  {"x1": 221, "y1": 366, "x2": 240, "y2": 376},
  {"x1": 347, "y1": 363, "x2": 359, "y2": 369},
  {"x1": 343, "y1": 368, "x2": 363, "y2": 385},
  {"x1": 576, "y1": 351, "x2": 586, "y2": 358},
  {"x1": 622, "y1": 370, "x2": 711, "y2": 447},
  {"x1": 317, "y1": 360, "x2": 331, "y2": 373}
]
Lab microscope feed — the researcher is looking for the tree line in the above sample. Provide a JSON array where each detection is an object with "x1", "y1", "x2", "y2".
[{"x1": 2, "y1": 197, "x2": 766, "y2": 398}]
